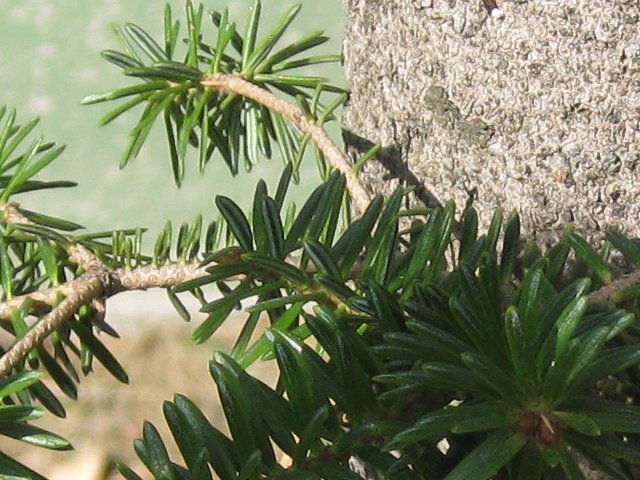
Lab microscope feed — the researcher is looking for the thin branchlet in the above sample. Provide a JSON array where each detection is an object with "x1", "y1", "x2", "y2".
[
  {"x1": 200, "y1": 73, "x2": 372, "y2": 216},
  {"x1": 0, "y1": 202, "x2": 212, "y2": 377},
  {"x1": 0, "y1": 275, "x2": 104, "y2": 377},
  {"x1": 0, "y1": 262, "x2": 208, "y2": 377}
]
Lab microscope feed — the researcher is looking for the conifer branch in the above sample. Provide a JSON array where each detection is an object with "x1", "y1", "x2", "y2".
[
  {"x1": 200, "y1": 73, "x2": 372, "y2": 216},
  {"x1": 0, "y1": 275, "x2": 104, "y2": 378},
  {"x1": 0, "y1": 262, "x2": 207, "y2": 377}
]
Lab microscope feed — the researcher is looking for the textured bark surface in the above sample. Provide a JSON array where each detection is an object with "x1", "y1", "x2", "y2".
[{"x1": 342, "y1": 0, "x2": 640, "y2": 247}]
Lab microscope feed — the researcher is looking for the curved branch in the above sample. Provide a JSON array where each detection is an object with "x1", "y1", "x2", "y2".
[
  {"x1": 0, "y1": 275, "x2": 104, "y2": 377},
  {"x1": 0, "y1": 262, "x2": 207, "y2": 377},
  {"x1": 200, "y1": 73, "x2": 372, "y2": 216}
]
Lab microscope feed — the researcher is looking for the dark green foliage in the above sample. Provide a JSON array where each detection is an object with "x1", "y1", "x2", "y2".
[
  {"x1": 3, "y1": 99, "x2": 640, "y2": 480},
  {"x1": 124, "y1": 181, "x2": 640, "y2": 479},
  {"x1": 0, "y1": 372, "x2": 70, "y2": 478}
]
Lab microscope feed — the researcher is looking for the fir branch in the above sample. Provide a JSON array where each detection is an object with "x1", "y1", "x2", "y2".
[
  {"x1": 0, "y1": 262, "x2": 206, "y2": 377},
  {"x1": 0, "y1": 275, "x2": 104, "y2": 378},
  {"x1": 0, "y1": 252, "x2": 359, "y2": 377},
  {"x1": 200, "y1": 73, "x2": 372, "y2": 216}
]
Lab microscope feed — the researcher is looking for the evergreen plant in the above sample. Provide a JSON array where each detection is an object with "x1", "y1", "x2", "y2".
[{"x1": 1, "y1": 2, "x2": 640, "y2": 479}]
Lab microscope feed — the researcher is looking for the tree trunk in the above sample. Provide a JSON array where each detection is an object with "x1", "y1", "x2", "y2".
[{"x1": 342, "y1": 0, "x2": 640, "y2": 248}]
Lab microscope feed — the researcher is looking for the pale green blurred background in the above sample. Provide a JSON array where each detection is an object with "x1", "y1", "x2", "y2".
[{"x1": 0, "y1": 0, "x2": 345, "y2": 235}]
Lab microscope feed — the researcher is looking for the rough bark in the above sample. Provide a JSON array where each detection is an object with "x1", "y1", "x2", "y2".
[{"x1": 342, "y1": 0, "x2": 640, "y2": 248}]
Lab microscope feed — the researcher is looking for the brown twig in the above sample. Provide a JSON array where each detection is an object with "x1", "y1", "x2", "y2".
[
  {"x1": 0, "y1": 262, "x2": 207, "y2": 377},
  {"x1": 0, "y1": 200, "x2": 212, "y2": 376},
  {"x1": 0, "y1": 275, "x2": 105, "y2": 377},
  {"x1": 200, "y1": 73, "x2": 372, "y2": 216},
  {"x1": 0, "y1": 202, "x2": 33, "y2": 225},
  {"x1": 68, "y1": 243, "x2": 105, "y2": 273}
]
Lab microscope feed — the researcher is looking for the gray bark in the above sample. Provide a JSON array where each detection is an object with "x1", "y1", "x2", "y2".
[{"x1": 342, "y1": 0, "x2": 640, "y2": 247}]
